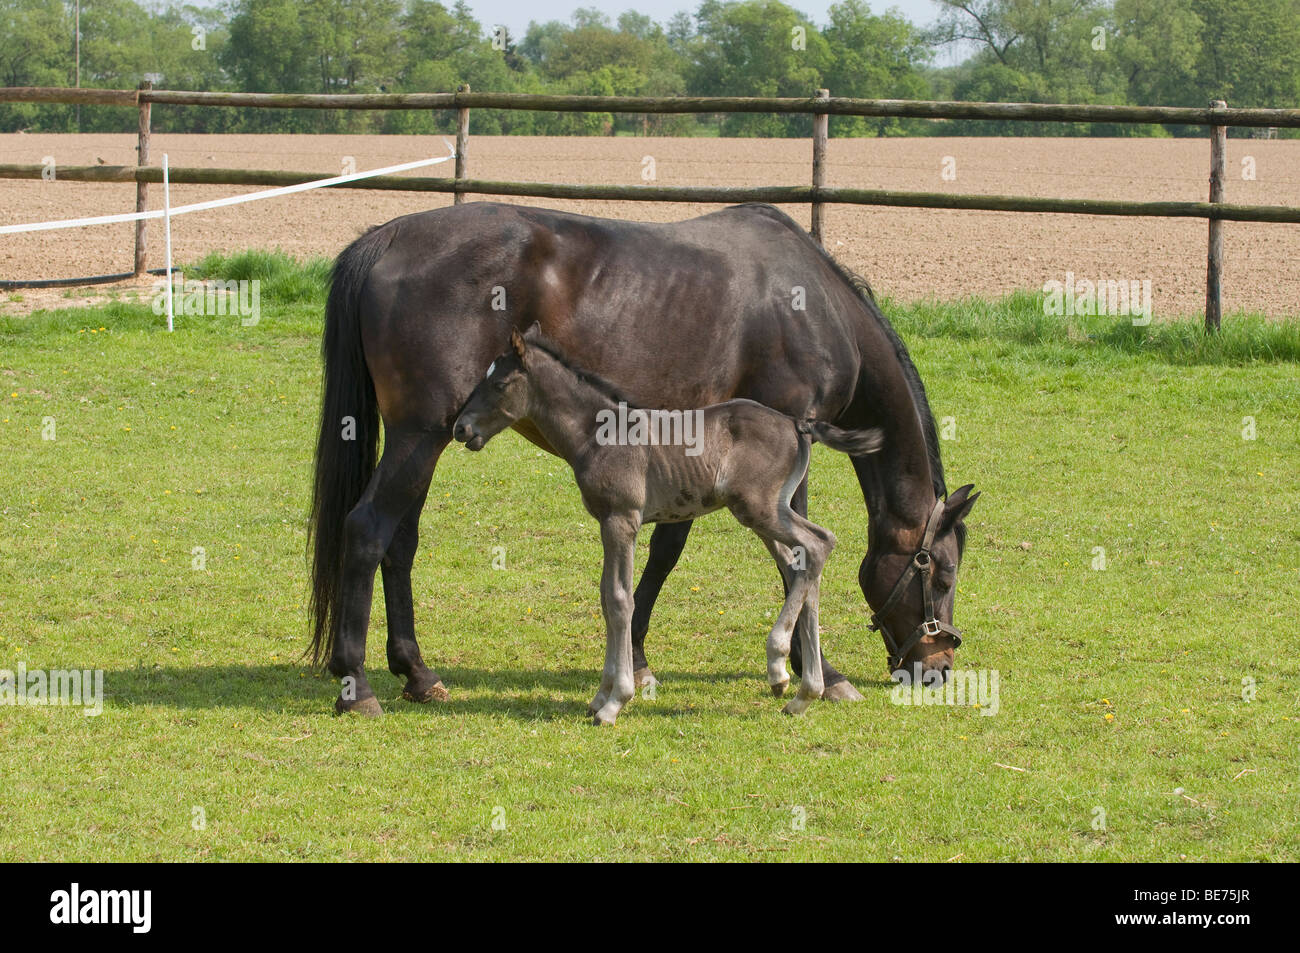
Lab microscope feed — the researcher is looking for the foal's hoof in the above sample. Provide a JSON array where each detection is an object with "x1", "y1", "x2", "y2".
[
  {"x1": 402, "y1": 679, "x2": 449, "y2": 703},
  {"x1": 335, "y1": 694, "x2": 383, "y2": 717},
  {"x1": 770, "y1": 679, "x2": 790, "y2": 698},
  {"x1": 633, "y1": 667, "x2": 657, "y2": 689},
  {"x1": 782, "y1": 696, "x2": 814, "y2": 716},
  {"x1": 822, "y1": 680, "x2": 865, "y2": 703}
]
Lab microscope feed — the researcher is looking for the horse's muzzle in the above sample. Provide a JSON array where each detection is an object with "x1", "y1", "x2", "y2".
[{"x1": 452, "y1": 419, "x2": 480, "y2": 448}]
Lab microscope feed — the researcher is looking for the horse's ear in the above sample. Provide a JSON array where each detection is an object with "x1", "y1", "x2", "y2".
[
  {"x1": 523, "y1": 320, "x2": 543, "y2": 339},
  {"x1": 510, "y1": 328, "x2": 527, "y2": 360},
  {"x1": 942, "y1": 484, "x2": 979, "y2": 529}
]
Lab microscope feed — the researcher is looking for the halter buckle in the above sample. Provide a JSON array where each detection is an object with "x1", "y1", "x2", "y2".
[{"x1": 921, "y1": 618, "x2": 943, "y2": 638}]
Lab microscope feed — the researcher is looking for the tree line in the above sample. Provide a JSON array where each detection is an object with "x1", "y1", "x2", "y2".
[{"x1": 2, "y1": 0, "x2": 1298, "y2": 136}]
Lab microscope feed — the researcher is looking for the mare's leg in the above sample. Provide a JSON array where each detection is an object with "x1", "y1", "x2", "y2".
[
  {"x1": 787, "y1": 472, "x2": 864, "y2": 702},
  {"x1": 382, "y1": 483, "x2": 450, "y2": 703},
  {"x1": 630, "y1": 520, "x2": 692, "y2": 688},
  {"x1": 330, "y1": 428, "x2": 444, "y2": 715},
  {"x1": 590, "y1": 512, "x2": 641, "y2": 726}
]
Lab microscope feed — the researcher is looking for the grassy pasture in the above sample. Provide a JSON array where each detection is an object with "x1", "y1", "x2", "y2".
[{"x1": 1, "y1": 254, "x2": 1297, "y2": 861}]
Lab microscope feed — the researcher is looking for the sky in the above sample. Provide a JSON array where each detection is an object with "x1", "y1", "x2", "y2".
[
  {"x1": 470, "y1": 0, "x2": 946, "y2": 37},
  {"x1": 187, "y1": 0, "x2": 971, "y2": 67},
  {"x1": 185, "y1": 0, "x2": 949, "y2": 41},
  {"x1": 470, "y1": 0, "x2": 945, "y2": 34},
  {"x1": 466, "y1": 0, "x2": 972, "y2": 68}
]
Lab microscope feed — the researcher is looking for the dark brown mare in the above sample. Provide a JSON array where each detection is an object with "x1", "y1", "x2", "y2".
[{"x1": 308, "y1": 201, "x2": 978, "y2": 715}]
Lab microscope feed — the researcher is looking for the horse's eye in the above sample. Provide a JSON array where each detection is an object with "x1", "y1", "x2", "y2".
[{"x1": 491, "y1": 377, "x2": 508, "y2": 392}]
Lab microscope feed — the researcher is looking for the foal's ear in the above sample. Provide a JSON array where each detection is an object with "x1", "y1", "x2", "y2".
[
  {"x1": 942, "y1": 484, "x2": 980, "y2": 529},
  {"x1": 510, "y1": 328, "x2": 527, "y2": 360}
]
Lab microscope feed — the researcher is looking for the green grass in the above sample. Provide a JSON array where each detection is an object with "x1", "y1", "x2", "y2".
[{"x1": 1, "y1": 256, "x2": 1297, "y2": 861}]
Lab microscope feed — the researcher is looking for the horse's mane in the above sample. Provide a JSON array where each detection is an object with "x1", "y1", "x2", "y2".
[
  {"x1": 525, "y1": 335, "x2": 640, "y2": 409},
  {"x1": 734, "y1": 204, "x2": 947, "y2": 502},
  {"x1": 819, "y1": 253, "x2": 949, "y2": 503}
]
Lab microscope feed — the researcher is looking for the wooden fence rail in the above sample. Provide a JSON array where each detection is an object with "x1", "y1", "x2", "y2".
[
  {"x1": 5, "y1": 85, "x2": 1300, "y2": 127},
  {"x1": 6, "y1": 164, "x2": 1300, "y2": 225},
  {"x1": 4, "y1": 84, "x2": 1299, "y2": 327}
]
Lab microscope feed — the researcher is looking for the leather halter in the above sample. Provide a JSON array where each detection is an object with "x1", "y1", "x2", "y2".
[{"x1": 869, "y1": 497, "x2": 963, "y2": 671}]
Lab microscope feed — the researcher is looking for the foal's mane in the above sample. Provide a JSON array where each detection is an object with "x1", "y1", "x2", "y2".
[{"x1": 524, "y1": 335, "x2": 640, "y2": 409}]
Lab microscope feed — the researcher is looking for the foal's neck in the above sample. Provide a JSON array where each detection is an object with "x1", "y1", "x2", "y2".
[{"x1": 524, "y1": 351, "x2": 620, "y2": 462}]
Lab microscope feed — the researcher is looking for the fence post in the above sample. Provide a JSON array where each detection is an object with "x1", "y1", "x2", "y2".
[
  {"x1": 454, "y1": 83, "x2": 470, "y2": 205},
  {"x1": 811, "y1": 88, "x2": 829, "y2": 245},
  {"x1": 134, "y1": 80, "x2": 152, "y2": 277},
  {"x1": 1205, "y1": 99, "x2": 1227, "y2": 332}
]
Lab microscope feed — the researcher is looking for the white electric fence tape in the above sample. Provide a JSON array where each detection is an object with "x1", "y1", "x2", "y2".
[
  {"x1": 3, "y1": 142, "x2": 455, "y2": 331},
  {"x1": 0, "y1": 144, "x2": 456, "y2": 235}
]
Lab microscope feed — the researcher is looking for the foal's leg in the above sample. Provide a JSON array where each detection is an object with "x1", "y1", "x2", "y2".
[
  {"x1": 330, "y1": 429, "x2": 443, "y2": 715},
  {"x1": 779, "y1": 513, "x2": 835, "y2": 715},
  {"x1": 758, "y1": 537, "x2": 801, "y2": 697},
  {"x1": 787, "y1": 473, "x2": 864, "y2": 702},
  {"x1": 783, "y1": 576, "x2": 824, "y2": 716},
  {"x1": 382, "y1": 485, "x2": 449, "y2": 703},
  {"x1": 630, "y1": 520, "x2": 692, "y2": 689},
  {"x1": 590, "y1": 513, "x2": 641, "y2": 726},
  {"x1": 744, "y1": 501, "x2": 827, "y2": 699}
]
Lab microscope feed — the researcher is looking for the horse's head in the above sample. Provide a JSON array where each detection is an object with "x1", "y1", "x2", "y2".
[
  {"x1": 453, "y1": 326, "x2": 536, "y2": 451},
  {"x1": 860, "y1": 485, "x2": 979, "y2": 681}
]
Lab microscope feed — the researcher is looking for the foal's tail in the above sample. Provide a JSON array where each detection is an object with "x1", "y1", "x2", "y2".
[
  {"x1": 306, "y1": 225, "x2": 393, "y2": 667},
  {"x1": 803, "y1": 421, "x2": 885, "y2": 457}
]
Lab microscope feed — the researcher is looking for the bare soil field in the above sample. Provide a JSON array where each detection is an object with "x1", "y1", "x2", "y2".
[{"x1": 3, "y1": 134, "x2": 1299, "y2": 317}]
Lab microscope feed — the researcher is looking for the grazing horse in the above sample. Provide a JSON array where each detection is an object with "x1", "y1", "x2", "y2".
[
  {"x1": 453, "y1": 324, "x2": 885, "y2": 723},
  {"x1": 308, "y1": 201, "x2": 978, "y2": 715}
]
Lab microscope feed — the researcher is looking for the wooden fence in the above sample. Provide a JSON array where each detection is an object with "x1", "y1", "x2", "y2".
[{"x1": 5, "y1": 85, "x2": 1300, "y2": 328}]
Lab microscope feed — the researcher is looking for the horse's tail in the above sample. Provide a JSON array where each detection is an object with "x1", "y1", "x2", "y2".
[
  {"x1": 306, "y1": 226, "x2": 392, "y2": 667},
  {"x1": 803, "y1": 421, "x2": 885, "y2": 457}
]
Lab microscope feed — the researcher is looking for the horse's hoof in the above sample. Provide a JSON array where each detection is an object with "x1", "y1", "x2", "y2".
[
  {"x1": 771, "y1": 680, "x2": 790, "y2": 698},
  {"x1": 335, "y1": 694, "x2": 383, "y2": 717},
  {"x1": 402, "y1": 680, "x2": 449, "y2": 703},
  {"x1": 633, "y1": 667, "x2": 657, "y2": 688},
  {"x1": 822, "y1": 680, "x2": 864, "y2": 703}
]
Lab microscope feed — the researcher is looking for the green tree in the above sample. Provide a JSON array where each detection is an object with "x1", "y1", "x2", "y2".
[
  {"x1": 931, "y1": 0, "x2": 1125, "y2": 133},
  {"x1": 1190, "y1": 0, "x2": 1300, "y2": 113},
  {"x1": 686, "y1": 0, "x2": 829, "y2": 136},
  {"x1": 0, "y1": 0, "x2": 70, "y2": 131},
  {"x1": 820, "y1": 0, "x2": 931, "y2": 135}
]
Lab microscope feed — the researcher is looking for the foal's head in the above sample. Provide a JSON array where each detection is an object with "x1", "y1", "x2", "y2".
[
  {"x1": 860, "y1": 485, "x2": 979, "y2": 681},
  {"x1": 453, "y1": 328, "x2": 535, "y2": 451}
]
